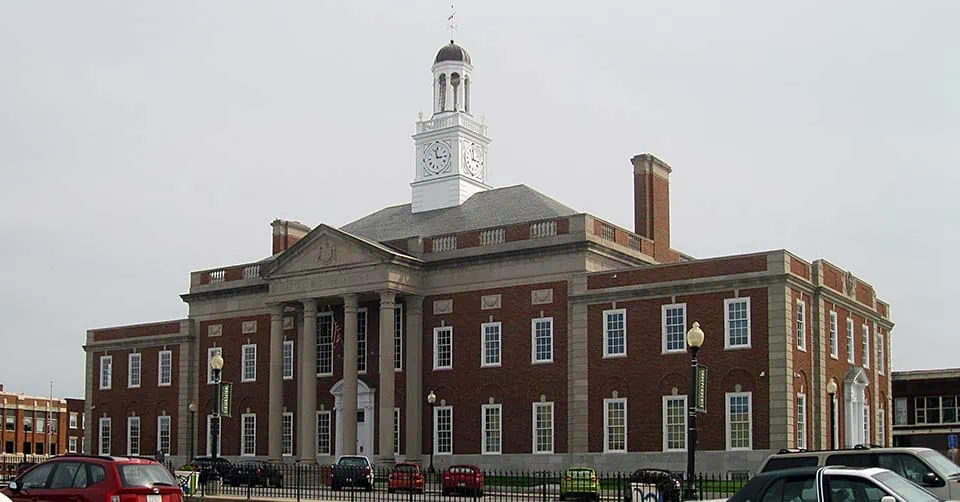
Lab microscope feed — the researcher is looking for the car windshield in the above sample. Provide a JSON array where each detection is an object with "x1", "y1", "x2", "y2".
[
  {"x1": 395, "y1": 465, "x2": 418, "y2": 473},
  {"x1": 568, "y1": 469, "x2": 595, "y2": 478},
  {"x1": 119, "y1": 464, "x2": 178, "y2": 488},
  {"x1": 873, "y1": 472, "x2": 939, "y2": 502},
  {"x1": 338, "y1": 457, "x2": 367, "y2": 466},
  {"x1": 919, "y1": 450, "x2": 960, "y2": 478},
  {"x1": 450, "y1": 467, "x2": 475, "y2": 474}
]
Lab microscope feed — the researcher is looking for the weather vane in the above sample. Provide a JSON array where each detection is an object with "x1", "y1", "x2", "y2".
[{"x1": 448, "y1": 2, "x2": 457, "y2": 41}]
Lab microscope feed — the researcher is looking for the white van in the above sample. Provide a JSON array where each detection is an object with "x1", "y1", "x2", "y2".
[{"x1": 758, "y1": 446, "x2": 960, "y2": 500}]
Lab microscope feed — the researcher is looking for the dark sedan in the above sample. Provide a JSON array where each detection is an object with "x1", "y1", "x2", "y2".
[{"x1": 225, "y1": 461, "x2": 283, "y2": 488}]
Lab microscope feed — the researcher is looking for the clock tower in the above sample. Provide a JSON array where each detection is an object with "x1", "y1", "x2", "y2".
[{"x1": 411, "y1": 40, "x2": 492, "y2": 213}]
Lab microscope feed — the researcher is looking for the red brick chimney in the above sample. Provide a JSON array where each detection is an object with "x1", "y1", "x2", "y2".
[
  {"x1": 271, "y1": 219, "x2": 311, "y2": 255},
  {"x1": 631, "y1": 153, "x2": 673, "y2": 263}
]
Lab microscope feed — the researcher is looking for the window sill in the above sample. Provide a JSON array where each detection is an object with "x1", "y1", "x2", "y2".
[
  {"x1": 317, "y1": 373, "x2": 334, "y2": 378},
  {"x1": 283, "y1": 376, "x2": 294, "y2": 381},
  {"x1": 533, "y1": 450, "x2": 554, "y2": 455},
  {"x1": 724, "y1": 345, "x2": 752, "y2": 351},
  {"x1": 128, "y1": 385, "x2": 140, "y2": 390},
  {"x1": 664, "y1": 448, "x2": 687, "y2": 453},
  {"x1": 830, "y1": 354, "x2": 839, "y2": 360},
  {"x1": 797, "y1": 347, "x2": 807, "y2": 353},
  {"x1": 433, "y1": 367, "x2": 453, "y2": 371},
  {"x1": 241, "y1": 379, "x2": 257, "y2": 384},
  {"x1": 603, "y1": 450, "x2": 628, "y2": 454},
  {"x1": 481, "y1": 363, "x2": 502, "y2": 369},
  {"x1": 531, "y1": 360, "x2": 553, "y2": 365},
  {"x1": 394, "y1": 368, "x2": 403, "y2": 373},
  {"x1": 603, "y1": 353, "x2": 628, "y2": 359},
  {"x1": 481, "y1": 451, "x2": 502, "y2": 456},
  {"x1": 158, "y1": 383, "x2": 172, "y2": 387},
  {"x1": 661, "y1": 349, "x2": 687, "y2": 355}
]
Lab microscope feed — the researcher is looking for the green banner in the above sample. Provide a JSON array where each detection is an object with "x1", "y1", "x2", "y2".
[
  {"x1": 695, "y1": 365, "x2": 708, "y2": 413},
  {"x1": 220, "y1": 383, "x2": 233, "y2": 418}
]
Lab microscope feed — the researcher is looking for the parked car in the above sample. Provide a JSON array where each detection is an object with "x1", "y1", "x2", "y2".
[
  {"x1": 224, "y1": 461, "x2": 283, "y2": 488},
  {"x1": 624, "y1": 469, "x2": 682, "y2": 502},
  {"x1": 729, "y1": 465, "x2": 948, "y2": 502},
  {"x1": 190, "y1": 456, "x2": 234, "y2": 483},
  {"x1": 330, "y1": 456, "x2": 374, "y2": 491},
  {"x1": 758, "y1": 446, "x2": 960, "y2": 500},
  {"x1": 442, "y1": 465, "x2": 484, "y2": 497},
  {"x1": 387, "y1": 463, "x2": 424, "y2": 493},
  {"x1": 3, "y1": 454, "x2": 183, "y2": 502},
  {"x1": 559, "y1": 467, "x2": 600, "y2": 501}
]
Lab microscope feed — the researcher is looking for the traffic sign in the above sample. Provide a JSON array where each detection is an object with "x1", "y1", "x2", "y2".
[{"x1": 948, "y1": 434, "x2": 958, "y2": 449}]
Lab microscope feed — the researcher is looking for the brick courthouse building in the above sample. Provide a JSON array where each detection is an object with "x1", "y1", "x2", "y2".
[{"x1": 83, "y1": 40, "x2": 894, "y2": 473}]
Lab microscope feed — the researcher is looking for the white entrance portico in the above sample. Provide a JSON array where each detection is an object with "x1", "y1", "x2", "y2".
[
  {"x1": 331, "y1": 379, "x2": 375, "y2": 457},
  {"x1": 844, "y1": 367, "x2": 870, "y2": 447}
]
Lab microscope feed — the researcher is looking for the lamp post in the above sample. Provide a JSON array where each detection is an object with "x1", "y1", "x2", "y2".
[
  {"x1": 188, "y1": 403, "x2": 197, "y2": 461},
  {"x1": 210, "y1": 353, "x2": 224, "y2": 460},
  {"x1": 685, "y1": 322, "x2": 705, "y2": 501},
  {"x1": 427, "y1": 390, "x2": 437, "y2": 474},
  {"x1": 827, "y1": 380, "x2": 838, "y2": 449}
]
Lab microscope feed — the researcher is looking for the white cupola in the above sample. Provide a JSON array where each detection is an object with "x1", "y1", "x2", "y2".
[{"x1": 411, "y1": 40, "x2": 492, "y2": 214}]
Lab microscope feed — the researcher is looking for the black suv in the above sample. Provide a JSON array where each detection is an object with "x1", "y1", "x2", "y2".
[
  {"x1": 190, "y1": 457, "x2": 234, "y2": 484},
  {"x1": 224, "y1": 461, "x2": 283, "y2": 488},
  {"x1": 330, "y1": 456, "x2": 374, "y2": 491}
]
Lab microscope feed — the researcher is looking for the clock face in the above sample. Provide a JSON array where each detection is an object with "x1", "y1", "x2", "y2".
[
  {"x1": 463, "y1": 143, "x2": 485, "y2": 177},
  {"x1": 421, "y1": 142, "x2": 452, "y2": 175}
]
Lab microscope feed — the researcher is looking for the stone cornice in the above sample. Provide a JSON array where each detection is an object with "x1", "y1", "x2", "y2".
[
  {"x1": 817, "y1": 287, "x2": 894, "y2": 331},
  {"x1": 83, "y1": 333, "x2": 193, "y2": 352},
  {"x1": 571, "y1": 271, "x2": 787, "y2": 304}
]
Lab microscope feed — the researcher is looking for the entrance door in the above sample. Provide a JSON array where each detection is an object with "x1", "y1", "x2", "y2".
[{"x1": 357, "y1": 409, "x2": 373, "y2": 456}]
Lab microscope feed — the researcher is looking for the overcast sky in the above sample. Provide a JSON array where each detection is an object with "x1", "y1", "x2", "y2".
[{"x1": 1, "y1": 1, "x2": 957, "y2": 398}]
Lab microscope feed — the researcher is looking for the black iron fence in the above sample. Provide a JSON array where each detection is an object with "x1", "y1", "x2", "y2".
[
  {"x1": 170, "y1": 463, "x2": 748, "y2": 502},
  {"x1": 0, "y1": 455, "x2": 50, "y2": 484}
]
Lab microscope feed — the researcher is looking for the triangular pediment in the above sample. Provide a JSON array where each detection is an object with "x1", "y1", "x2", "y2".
[
  {"x1": 844, "y1": 366, "x2": 870, "y2": 387},
  {"x1": 263, "y1": 224, "x2": 411, "y2": 278}
]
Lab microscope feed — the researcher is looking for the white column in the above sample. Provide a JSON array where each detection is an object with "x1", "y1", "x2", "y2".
[
  {"x1": 342, "y1": 294, "x2": 359, "y2": 455},
  {"x1": 268, "y1": 304, "x2": 284, "y2": 460},
  {"x1": 404, "y1": 296, "x2": 424, "y2": 463},
  {"x1": 299, "y1": 299, "x2": 318, "y2": 462},
  {"x1": 378, "y1": 291, "x2": 397, "y2": 465}
]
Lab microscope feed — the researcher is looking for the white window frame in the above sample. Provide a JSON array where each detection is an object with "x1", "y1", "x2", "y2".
[
  {"x1": 433, "y1": 326, "x2": 453, "y2": 370},
  {"x1": 878, "y1": 408, "x2": 886, "y2": 446},
  {"x1": 603, "y1": 309, "x2": 627, "y2": 358},
  {"x1": 316, "y1": 411, "x2": 331, "y2": 455},
  {"x1": 69, "y1": 412, "x2": 78, "y2": 430},
  {"x1": 127, "y1": 417, "x2": 140, "y2": 456},
  {"x1": 724, "y1": 298, "x2": 752, "y2": 349},
  {"x1": 480, "y1": 322, "x2": 502, "y2": 368},
  {"x1": 862, "y1": 324, "x2": 870, "y2": 369},
  {"x1": 282, "y1": 340, "x2": 294, "y2": 380},
  {"x1": 603, "y1": 397, "x2": 627, "y2": 453},
  {"x1": 829, "y1": 311, "x2": 839, "y2": 358},
  {"x1": 434, "y1": 405, "x2": 453, "y2": 455},
  {"x1": 894, "y1": 398, "x2": 908, "y2": 426},
  {"x1": 68, "y1": 437, "x2": 78, "y2": 453},
  {"x1": 207, "y1": 347, "x2": 222, "y2": 384},
  {"x1": 100, "y1": 355, "x2": 113, "y2": 390},
  {"x1": 532, "y1": 402, "x2": 554, "y2": 454},
  {"x1": 157, "y1": 415, "x2": 171, "y2": 455},
  {"x1": 241, "y1": 344, "x2": 257, "y2": 383},
  {"x1": 846, "y1": 318, "x2": 855, "y2": 364},
  {"x1": 99, "y1": 417, "x2": 111, "y2": 455},
  {"x1": 797, "y1": 393, "x2": 807, "y2": 450},
  {"x1": 662, "y1": 395, "x2": 687, "y2": 452},
  {"x1": 863, "y1": 404, "x2": 871, "y2": 445},
  {"x1": 831, "y1": 394, "x2": 839, "y2": 449},
  {"x1": 241, "y1": 413, "x2": 256, "y2": 457},
  {"x1": 393, "y1": 407, "x2": 401, "y2": 456},
  {"x1": 128, "y1": 353, "x2": 142, "y2": 389},
  {"x1": 317, "y1": 312, "x2": 334, "y2": 377},
  {"x1": 158, "y1": 350, "x2": 172, "y2": 387},
  {"x1": 796, "y1": 300, "x2": 807, "y2": 351},
  {"x1": 531, "y1": 317, "x2": 554, "y2": 364},
  {"x1": 394, "y1": 303, "x2": 404, "y2": 372},
  {"x1": 661, "y1": 304, "x2": 687, "y2": 354},
  {"x1": 725, "y1": 392, "x2": 753, "y2": 450},
  {"x1": 206, "y1": 415, "x2": 221, "y2": 457},
  {"x1": 357, "y1": 308, "x2": 368, "y2": 374},
  {"x1": 481, "y1": 404, "x2": 502, "y2": 455},
  {"x1": 281, "y1": 412, "x2": 294, "y2": 456},
  {"x1": 877, "y1": 331, "x2": 885, "y2": 375}
]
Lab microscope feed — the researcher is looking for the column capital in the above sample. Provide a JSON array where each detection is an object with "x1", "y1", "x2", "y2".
[
  {"x1": 379, "y1": 290, "x2": 397, "y2": 306},
  {"x1": 302, "y1": 298, "x2": 318, "y2": 314},
  {"x1": 268, "y1": 303, "x2": 284, "y2": 319},
  {"x1": 343, "y1": 293, "x2": 359, "y2": 313},
  {"x1": 405, "y1": 295, "x2": 425, "y2": 312}
]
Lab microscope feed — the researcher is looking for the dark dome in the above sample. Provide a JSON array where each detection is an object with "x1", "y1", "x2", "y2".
[{"x1": 434, "y1": 40, "x2": 471, "y2": 64}]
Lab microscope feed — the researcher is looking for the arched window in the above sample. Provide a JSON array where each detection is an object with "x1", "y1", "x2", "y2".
[
  {"x1": 464, "y1": 76, "x2": 471, "y2": 114},
  {"x1": 437, "y1": 74, "x2": 447, "y2": 111},
  {"x1": 450, "y1": 73, "x2": 461, "y2": 111}
]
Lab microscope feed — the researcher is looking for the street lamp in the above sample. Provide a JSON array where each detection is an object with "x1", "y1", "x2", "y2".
[
  {"x1": 210, "y1": 353, "x2": 224, "y2": 460},
  {"x1": 427, "y1": 390, "x2": 437, "y2": 474},
  {"x1": 685, "y1": 322, "x2": 705, "y2": 501},
  {"x1": 188, "y1": 403, "x2": 197, "y2": 461},
  {"x1": 827, "y1": 380, "x2": 838, "y2": 449}
]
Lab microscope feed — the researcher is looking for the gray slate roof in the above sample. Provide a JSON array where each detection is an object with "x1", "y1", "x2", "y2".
[{"x1": 341, "y1": 184, "x2": 579, "y2": 243}]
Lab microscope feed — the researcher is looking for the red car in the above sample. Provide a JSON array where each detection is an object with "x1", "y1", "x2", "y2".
[
  {"x1": 3, "y1": 454, "x2": 183, "y2": 502},
  {"x1": 387, "y1": 463, "x2": 424, "y2": 493},
  {"x1": 442, "y1": 465, "x2": 484, "y2": 496}
]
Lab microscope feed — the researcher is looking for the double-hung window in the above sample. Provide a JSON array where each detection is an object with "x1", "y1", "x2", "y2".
[
  {"x1": 241, "y1": 344, "x2": 257, "y2": 382},
  {"x1": 282, "y1": 340, "x2": 294, "y2": 380},
  {"x1": 393, "y1": 408, "x2": 401, "y2": 456},
  {"x1": 281, "y1": 413, "x2": 293, "y2": 456},
  {"x1": 532, "y1": 402, "x2": 554, "y2": 454},
  {"x1": 797, "y1": 393, "x2": 807, "y2": 450},
  {"x1": 726, "y1": 392, "x2": 752, "y2": 450},
  {"x1": 126, "y1": 417, "x2": 140, "y2": 456},
  {"x1": 434, "y1": 406, "x2": 453, "y2": 455},
  {"x1": 481, "y1": 404, "x2": 502, "y2": 455},
  {"x1": 158, "y1": 350, "x2": 172, "y2": 386},
  {"x1": 241, "y1": 414, "x2": 256, "y2": 456},
  {"x1": 316, "y1": 411, "x2": 332, "y2": 455},
  {"x1": 662, "y1": 395, "x2": 687, "y2": 452},
  {"x1": 878, "y1": 408, "x2": 886, "y2": 446},
  {"x1": 100, "y1": 356, "x2": 112, "y2": 390},
  {"x1": 434, "y1": 327, "x2": 453, "y2": 370},
  {"x1": 532, "y1": 317, "x2": 554, "y2": 363},
  {"x1": 481, "y1": 322, "x2": 501, "y2": 367},
  {"x1": 829, "y1": 311, "x2": 839, "y2": 358},
  {"x1": 394, "y1": 303, "x2": 404, "y2": 372},
  {"x1": 69, "y1": 412, "x2": 78, "y2": 430},
  {"x1": 662, "y1": 304, "x2": 686, "y2": 353},
  {"x1": 317, "y1": 313, "x2": 334, "y2": 376},
  {"x1": 128, "y1": 353, "x2": 142, "y2": 388},
  {"x1": 724, "y1": 298, "x2": 751, "y2": 349},
  {"x1": 862, "y1": 324, "x2": 870, "y2": 369},
  {"x1": 796, "y1": 301, "x2": 806, "y2": 351},
  {"x1": 846, "y1": 318, "x2": 855, "y2": 364},
  {"x1": 603, "y1": 309, "x2": 627, "y2": 358},
  {"x1": 863, "y1": 405, "x2": 871, "y2": 445},
  {"x1": 99, "y1": 417, "x2": 111, "y2": 455},
  {"x1": 157, "y1": 415, "x2": 171, "y2": 455},
  {"x1": 357, "y1": 309, "x2": 368, "y2": 374},
  {"x1": 916, "y1": 397, "x2": 942, "y2": 424},
  {"x1": 877, "y1": 331, "x2": 885, "y2": 374},
  {"x1": 604, "y1": 398, "x2": 627, "y2": 452}
]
